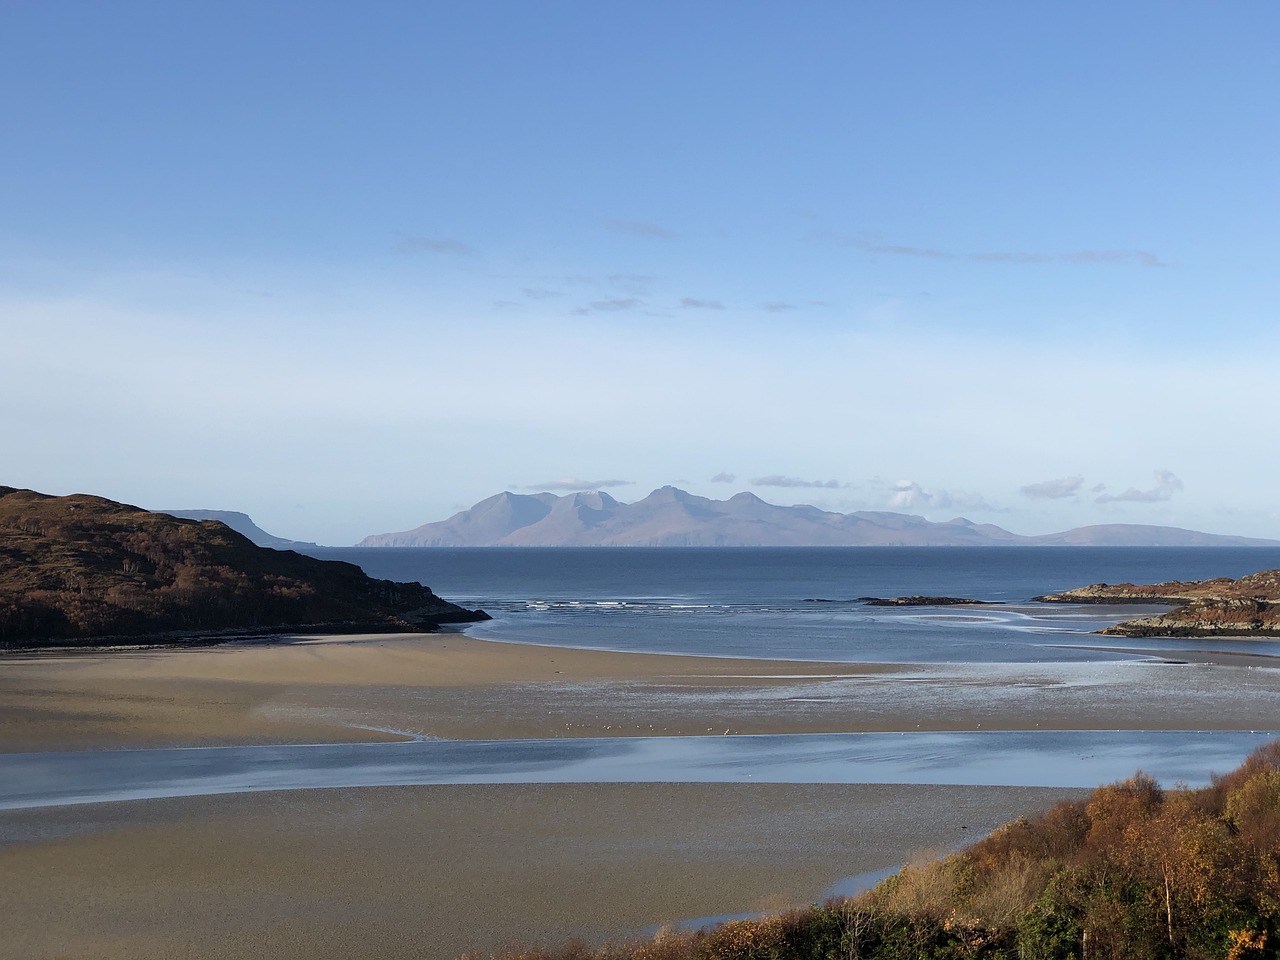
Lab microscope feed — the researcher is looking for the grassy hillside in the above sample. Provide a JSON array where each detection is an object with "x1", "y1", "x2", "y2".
[{"x1": 0, "y1": 486, "x2": 486, "y2": 647}]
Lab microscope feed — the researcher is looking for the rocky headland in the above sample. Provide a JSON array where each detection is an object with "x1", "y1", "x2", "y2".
[
  {"x1": 0, "y1": 486, "x2": 487, "y2": 649},
  {"x1": 1036, "y1": 569, "x2": 1280, "y2": 637}
]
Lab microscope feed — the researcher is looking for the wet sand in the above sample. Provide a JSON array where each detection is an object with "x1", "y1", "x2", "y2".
[
  {"x1": 1, "y1": 632, "x2": 1276, "y2": 752},
  {"x1": 0, "y1": 633, "x2": 889, "y2": 750},
  {"x1": 0, "y1": 782, "x2": 1085, "y2": 960},
  {"x1": 1, "y1": 631, "x2": 1274, "y2": 959}
]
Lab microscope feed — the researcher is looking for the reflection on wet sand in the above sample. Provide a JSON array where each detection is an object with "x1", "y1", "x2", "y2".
[{"x1": 4, "y1": 729, "x2": 1275, "y2": 811}]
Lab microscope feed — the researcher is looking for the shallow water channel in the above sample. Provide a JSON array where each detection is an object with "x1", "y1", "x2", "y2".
[{"x1": 4, "y1": 729, "x2": 1275, "y2": 810}]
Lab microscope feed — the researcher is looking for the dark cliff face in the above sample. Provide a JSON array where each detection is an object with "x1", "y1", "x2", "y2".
[{"x1": 0, "y1": 487, "x2": 486, "y2": 648}]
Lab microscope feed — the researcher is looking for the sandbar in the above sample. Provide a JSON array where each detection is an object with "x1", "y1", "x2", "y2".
[{"x1": 1, "y1": 632, "x2": 1275, "y2": 752}]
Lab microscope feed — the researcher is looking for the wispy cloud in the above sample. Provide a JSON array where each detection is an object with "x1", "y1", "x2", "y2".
[
  {"x1": 752, "y1": 475, "x2": 843, "y2": 489},
  {"x1": 763, "y1": 302, "x2": 798, "y2": 312},
  {"x1": 710, "y1": 472, "x2": 736, "y2": 483},
  {"x1": 887, "y1": 480, "x2": 991, "y2": 512},
  {"x1": 1020, "y1": 475, "x2": 1084, "y2": 500},
  {"x1": 604, "y1": 219, "x2": 673, "y2": 240},
  {"x1": 524, "y1": 478, "x2": 634, "y2": 491},
  {"x1": 395, "y1": 235, "x2": 476, "y2": 256},
  {"x1": 522, "y1": 287, "x2": 562, "y2": 300},
  {"x1": 681, "y1": 297, "x2": 724, "y2": 310},
  {"x1": 608, "y1": 273, "x2": 655, "y2": 295},
  {"x1": 573, "y1": 298, "x2": 641, "y2": 315},
  {"x1": 1095, "y1": 469, "x2": 1183, "y2": 503},
  {"x1": 834, "y1": 236, "x2": 1165, "y2": 268}
]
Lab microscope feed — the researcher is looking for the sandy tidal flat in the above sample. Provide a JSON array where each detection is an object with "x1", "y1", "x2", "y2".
[
  {"x1": 2, "y1": 632, "x2": 1277, "y2": 752},
  {"x1": 0, "y1": 782, "x2": 1085, "y2": 960},
  {"x1": 1, "y1": 630, "x2": 1275, "y2": 959}
]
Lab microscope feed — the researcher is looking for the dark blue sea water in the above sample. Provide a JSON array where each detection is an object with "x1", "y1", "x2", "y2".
[{"x1": 310, "y1": 547, "x2": 1280, "y2": 665}]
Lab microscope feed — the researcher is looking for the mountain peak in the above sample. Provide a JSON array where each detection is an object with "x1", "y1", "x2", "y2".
[
  {"x1": 568, "y1": 490, "x2": 619, "y2": 509},
  {"x1": 647, "y1": 484, "x2": 686, "y2": 498}
]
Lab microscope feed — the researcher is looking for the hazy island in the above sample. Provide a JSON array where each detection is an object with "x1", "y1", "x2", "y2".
[
  {"x1": 0, "y1": 486, "x2": 487, "y2": 649},
  {"x1": 1037, "y1": 570, "x2": 1280, "y2": 637},
  {"x1": 156, "y1": 507, "x2": 321, "y2": 550},
  {"x1": 358, "y1": 486, "x2": 1280, "y2": 548}
]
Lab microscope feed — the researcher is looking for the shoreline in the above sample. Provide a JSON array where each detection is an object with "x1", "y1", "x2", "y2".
[{"x1": 11, "y1": 590, "x2": 1280, "y2": 662}]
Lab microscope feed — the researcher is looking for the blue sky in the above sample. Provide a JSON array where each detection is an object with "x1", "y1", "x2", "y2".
[{"x1": 4, "y1": 2, "x2": 1278, "y2": 544}]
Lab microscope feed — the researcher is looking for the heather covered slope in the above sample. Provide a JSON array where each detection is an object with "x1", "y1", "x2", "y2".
[{"x1": 0, "y1": 487, "x2": 486, "y2": 647}]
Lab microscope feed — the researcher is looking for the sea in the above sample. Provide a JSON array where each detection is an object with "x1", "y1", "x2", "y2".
[
  {"x1": 9, "y1": 547, "x2": 1280, "y2": 813},
  {"x1": 309, "y1": 546, "x2": 1280, "y2": 665}
]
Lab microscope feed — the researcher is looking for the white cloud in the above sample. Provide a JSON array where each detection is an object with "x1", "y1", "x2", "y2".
[
  {"x1": 523, "y1": 478, "x2": 634, "y2": 491},
  {"x1": 831, "y1": 235, "x2": 1166, "y2": 268},
  {"x1": 1020, "y1": 476, "x2": 1084, "y2": 500},
  {"x1": 603, "y1": 220, "x2": 673, "y2": 239},
  {"x1": 887, "y1": 480, "x2": 991, "y2": 512},
  {"x1": 1095, "y1": 469, "x2": 1183, "y2": 504},
  {"x1": 751, "y1": 475, "x2": 843, "y2": 489},
  {"x1": 607, "y1": 273, "x2": 655, "y2": 295},
  {"x1": 573, "y1": 297, "x2": 641, "y2": 314}
]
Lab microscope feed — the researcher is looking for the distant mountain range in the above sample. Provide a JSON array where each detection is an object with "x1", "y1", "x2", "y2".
[
  {"x1": 357, "y1": 487, "x2": 1280, "y2": 548},
  {"x1": 158, "y1": 509, "x2": 319, "y2": 550}
]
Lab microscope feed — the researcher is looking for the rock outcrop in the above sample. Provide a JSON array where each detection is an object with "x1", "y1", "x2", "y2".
[
  {"x1": 1037, "y1": 570, "x2": 1280, "y2": 637},
  {"x1": 0, "y1": 486, "x2": 487, "y2": 648}
]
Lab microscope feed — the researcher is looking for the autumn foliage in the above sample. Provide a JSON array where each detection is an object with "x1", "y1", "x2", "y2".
[{"x1": 469, "y1": 742, "x2": 1280, "y2": 960}]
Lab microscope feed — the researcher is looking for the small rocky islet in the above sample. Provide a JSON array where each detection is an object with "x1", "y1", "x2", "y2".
[
  {"x1": 859, "y1": 595, "x2": 1000, "y2": 607},
  {"x1": 815, "y1": 573, "x2": 1280, "y2": 638}
]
